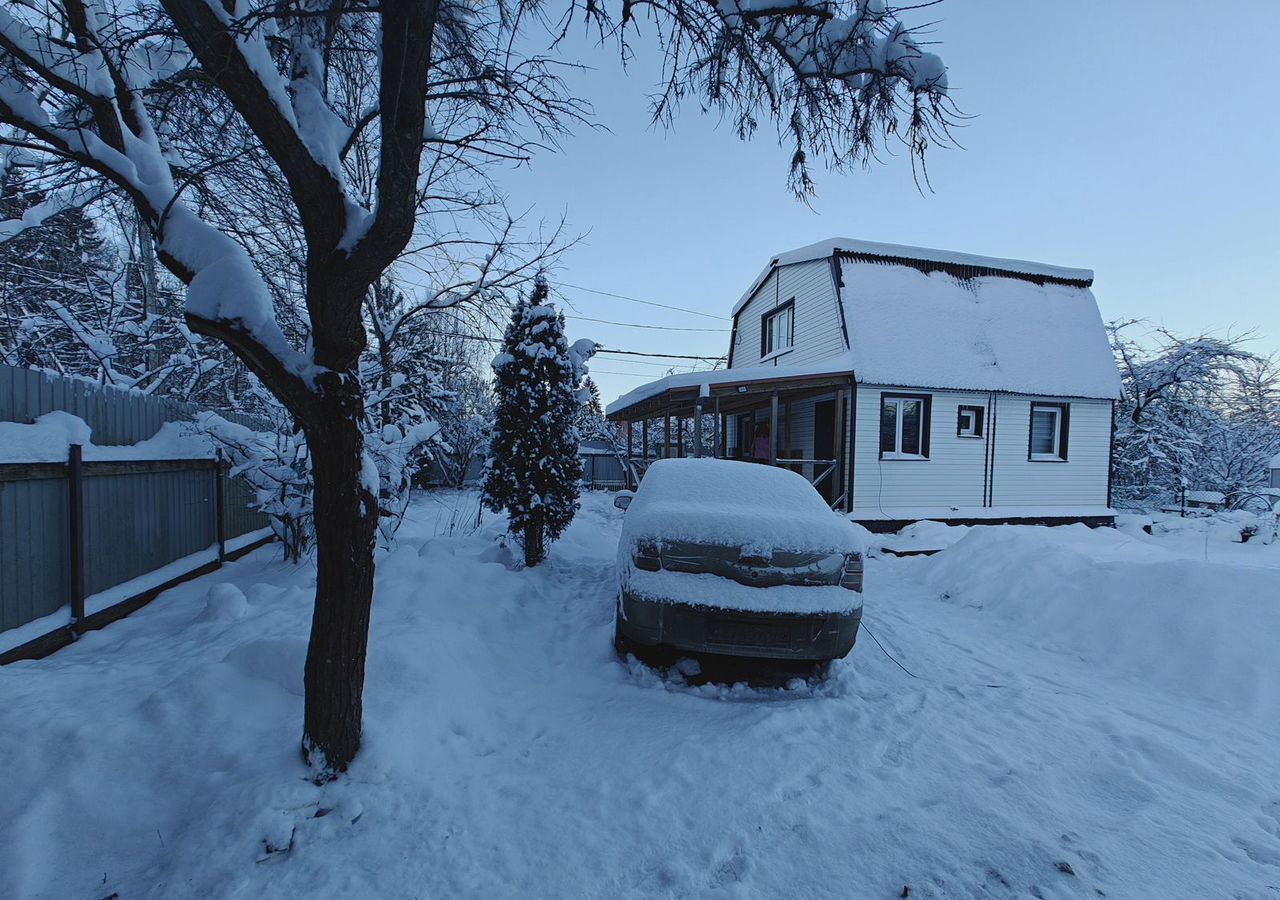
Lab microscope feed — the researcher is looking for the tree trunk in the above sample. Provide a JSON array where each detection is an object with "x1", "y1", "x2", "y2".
[
  {"x1": 523, "y1": 519, "x2": 545, "y2": 568},
  {"x1": 301, "y1": 384, "x2": 378, "y2": 778}
]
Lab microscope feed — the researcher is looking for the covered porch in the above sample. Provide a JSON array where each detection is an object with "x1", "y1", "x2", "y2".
[{"x1": 605, "y1": 365, "x2": 855, "y2": 512}]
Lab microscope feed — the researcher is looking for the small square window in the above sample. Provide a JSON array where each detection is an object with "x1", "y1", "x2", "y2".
[{"x1": 957, "y1": 405, "x2": 984, "y2": 438}]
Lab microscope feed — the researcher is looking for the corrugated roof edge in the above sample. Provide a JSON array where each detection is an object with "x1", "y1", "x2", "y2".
[
  {"x1": 605, "y1": 353, "x2": 857, "y2": 417},
  {"x1": 731, "y1": 238, "x2": 1096, "y2": 317}
]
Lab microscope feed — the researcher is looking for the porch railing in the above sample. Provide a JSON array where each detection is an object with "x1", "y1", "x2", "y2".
[{"x1": 621, "y1": 455, "x2": 844, "y2": 509}]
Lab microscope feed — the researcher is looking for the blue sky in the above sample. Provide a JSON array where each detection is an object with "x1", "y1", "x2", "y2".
[{"x1": 503, "y1": 0, "x2": 1280, "y2": 407}]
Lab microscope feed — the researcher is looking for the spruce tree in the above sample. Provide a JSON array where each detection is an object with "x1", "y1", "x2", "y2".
[{"x1": 483, "y1": 278, "x2": 585, "y2": 567}]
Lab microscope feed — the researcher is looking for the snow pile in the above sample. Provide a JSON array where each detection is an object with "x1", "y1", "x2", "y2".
[
  {"x1": 0, "y1": 411, "x2": 215, "y2": 462},
  {"x1": 917, "y1": 525, "x2": 1280, "y2": 721},
  {"x1": 0, "y1": 410, "x2": 91, "y2": 461},
  {"x1": 199, "y1": 583, "x2": 249, "y2": 622},
  {"x1": 620, "y1": 458, "x2": 862, "y2": 554},
  {"x1": 877, "y1": 519, "x2": 969, "y2": 555},
  {"x1": 842, "y1": 262, "x2": 1121, "y2": 399}
]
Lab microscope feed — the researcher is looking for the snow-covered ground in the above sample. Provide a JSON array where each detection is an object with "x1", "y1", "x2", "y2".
[{"x1": 3, "y1": 493, "x2": 1280, "y2": 899}]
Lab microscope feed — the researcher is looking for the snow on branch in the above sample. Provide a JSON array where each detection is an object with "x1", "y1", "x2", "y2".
[{"x1": 594, "y1": 0, "x2": 957, "y2": 193}]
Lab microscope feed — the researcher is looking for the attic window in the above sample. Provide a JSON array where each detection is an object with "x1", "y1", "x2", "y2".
[{"x1": 761, "y1": 301, "x2": 794, "y2": 358}]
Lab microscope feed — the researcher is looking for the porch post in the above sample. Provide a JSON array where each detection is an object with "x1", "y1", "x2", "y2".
[
  {"x1": 677, "y1": 418, "x2": 684, "y2": 457},
  {"x1": 716, "y1": 396, "x2": 725, "y2": 459},
  {"x1": 664, "y1": 413, "x2": 671, "y2": 460},
  {"x1": 769, "y1": 392, "x2": 779, "y2": 466},
  {"x1": 625, "y1": 418, "x2": 632, "y2": 462},
  {"x1": 836, "y1": 386, "x2": 848, "y2": 511},
  {"x1": 642, "y1": 418, "x2": 649, "y2": 462},
  {"x1": 693, "y1": 399, "x2": 704, "y2": 458}
]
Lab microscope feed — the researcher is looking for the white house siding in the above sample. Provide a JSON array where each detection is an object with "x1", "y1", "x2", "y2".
[
  {"x1": 988, "y1": 396, "x2": 1112, "y2": 508},
  {"x1": 730, "y1": 260, "x2": 844, "y2": 369},
  {"x1": 851, "y1": 385, "x2": 989, "y2": 515}
]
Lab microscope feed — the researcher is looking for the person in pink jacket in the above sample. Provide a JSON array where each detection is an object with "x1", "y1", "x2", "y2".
[{"x1": 750, "y1": 423, "x2": 771, "y2": 463}]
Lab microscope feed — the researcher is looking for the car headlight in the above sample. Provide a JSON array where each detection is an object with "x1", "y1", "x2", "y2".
[
  {"x1": 632, "y1": 541, "x2": 661, "y2": 571},
  {"x1": 839, "y1": 552, "x2": 863, "y2": 592}
]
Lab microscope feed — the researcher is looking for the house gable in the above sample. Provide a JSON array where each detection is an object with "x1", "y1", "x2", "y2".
[{"x1": 728, "y1": 258, "x2": 845, "y2": 369}]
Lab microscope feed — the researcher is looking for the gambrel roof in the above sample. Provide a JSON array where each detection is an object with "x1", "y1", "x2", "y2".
[{"x1": 737, "y1": 238, "x2": 1122, "y2": 400}]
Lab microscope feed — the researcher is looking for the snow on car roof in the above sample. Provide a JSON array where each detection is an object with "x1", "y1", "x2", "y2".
[{"x1": 620, "y1": 458, "x2": 862, "y2": 554}]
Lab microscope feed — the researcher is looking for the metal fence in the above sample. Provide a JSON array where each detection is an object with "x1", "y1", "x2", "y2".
[
  {"x1": 581, "y1": 452, "x2": 630, "y2": 491},
  {"x1": 0, "y1": 365, "x2": 272, "y2": 647}
]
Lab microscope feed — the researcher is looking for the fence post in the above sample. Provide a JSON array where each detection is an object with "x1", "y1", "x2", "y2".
[
  {"x1": 214, "y1": 449, "x2": 227, "y2": 562},
  {"x1": 68, "y1": 443, "x2": 85, "y2": 632}
]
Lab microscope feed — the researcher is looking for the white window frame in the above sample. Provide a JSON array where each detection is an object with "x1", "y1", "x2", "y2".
[
  {"x1": 761, "y1": 302, "x2": 794, "y2": 360},
  {"x1": 881, "y1": 395, "x2": 928, "y2": 460},
  {"x1": 1029, "y1": 404, "x2": 1063, "y2": 461},
  {"x1": 957, "y1": 405, "x2": 983, "y2": 439}
]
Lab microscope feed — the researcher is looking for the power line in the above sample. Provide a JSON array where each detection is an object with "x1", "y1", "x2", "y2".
[
  {"x1": 590, "y1": 368, "x2": 674, "y2": 378},
  {"x1": 554, "y1": 281, "x2": 729, "y2": 322},
  {"x1": 562, "y1": 313, "x2": 729, "y2": 334},
  {"x1": 600, "y1": 348, "x2": 725, "y2": 362},
  {"x1": 414, "y1": 326, "x2": 728, "y2": 363}
]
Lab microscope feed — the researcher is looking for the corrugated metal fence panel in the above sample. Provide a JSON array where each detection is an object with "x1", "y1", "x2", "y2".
[
  {"x1": 225, "y1": 473, "x2": 271, "y2": 538},
  {"x1": 1, "y1": 364, "x2": 279, "y2": 636},
  {"x1": 581, "y1": 454, "x2": 627, "y2": 490},
  {"x1": 0, "y1": 365, "x2": 273, "y2": 445},
  {"x1": 0, "y1": 476, "x2": 69, "y2": 632},
  {"x1": 0, "y1": 364, "x2": 174, "y2": 444},
  {"x1": 82, "y1": 468, "x2": 218, "y2": 598}
]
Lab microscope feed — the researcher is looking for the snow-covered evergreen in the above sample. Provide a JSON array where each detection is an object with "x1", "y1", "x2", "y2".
[{"x1": 483, "y1": 279, "x2": 595, "y2": 566}]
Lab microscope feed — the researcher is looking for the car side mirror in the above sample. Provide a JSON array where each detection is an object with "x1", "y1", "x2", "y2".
[{"x1": 613, "y1": 491, "x2": 634, "y2": 511}]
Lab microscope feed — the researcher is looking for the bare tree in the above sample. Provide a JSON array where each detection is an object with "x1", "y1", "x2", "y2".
[
  {"x1": 1110, "y1": 321, "x2": 1279, "y2": 503},
  {"x1": 2, "y1": 0, "x2": 954, "y2": 776}
]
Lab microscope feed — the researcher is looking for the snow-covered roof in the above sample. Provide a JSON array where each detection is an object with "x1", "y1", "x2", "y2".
[
  {"x1": 732, "y1": 237, "x2": 1095, "y2": 316},
  {"x1": 605, "y1": 353, "x2": 855, "y2": 417},
  {"x1": 841, "y1": 262, "x2": 1122, "y2": 399},
  {"x1": 1183, "y1": 491, "x2": 1226, "y2": 505},
  {"x1": 1270, "y1": 452, "x2": 1280, "y2": 469}
]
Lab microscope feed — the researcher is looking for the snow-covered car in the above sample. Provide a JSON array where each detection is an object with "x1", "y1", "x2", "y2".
[{"x1": 613, "y1": 458, "x2": 865, "y2": 662}]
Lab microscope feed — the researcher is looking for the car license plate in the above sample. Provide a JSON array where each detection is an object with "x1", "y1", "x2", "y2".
[{"x1": 706, "y1": 617, "x2": 790, "y2": 649}]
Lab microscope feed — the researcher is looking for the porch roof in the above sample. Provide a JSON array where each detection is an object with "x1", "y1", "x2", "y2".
[{"x1": 605, "y1": 352, "x2": 854, "y2": 421}]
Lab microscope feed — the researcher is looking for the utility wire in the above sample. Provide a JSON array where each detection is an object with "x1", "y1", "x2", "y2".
[
  {"x1": 554, "y1": 281, "x2": 729, "y2": 322},
  {"x1": 415, "y1": 326, "x2": 728, "y2": 363},
  {"x1": 590, "y1": 368, "x2": 676, "y2": 378},
  {"x1": 859, "y1": 616, "x2": 918, "y2": 679},
  {"x1": 602, "y1": 348, "x2": 725, "y2": 361},
  {"x1": 562, "y1": 313, "x2": 729, "y2": 333}
]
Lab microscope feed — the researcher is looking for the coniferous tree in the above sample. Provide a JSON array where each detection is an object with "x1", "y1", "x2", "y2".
[{"x1": 484, "y1": 279, "x2": 591, "y2": 566}]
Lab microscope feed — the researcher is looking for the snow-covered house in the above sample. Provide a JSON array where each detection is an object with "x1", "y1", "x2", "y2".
[
  {"x1": 1270, "y1": 453, "x2": 1280, "y2": 490},
  {"x1": 605, "y1": 239, "x2": 1122, "y2": 530}
]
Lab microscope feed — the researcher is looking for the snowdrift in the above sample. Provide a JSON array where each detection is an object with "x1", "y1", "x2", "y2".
[{"x1": 916, "y1": 525, "x2": 1280, "y2": 721}]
